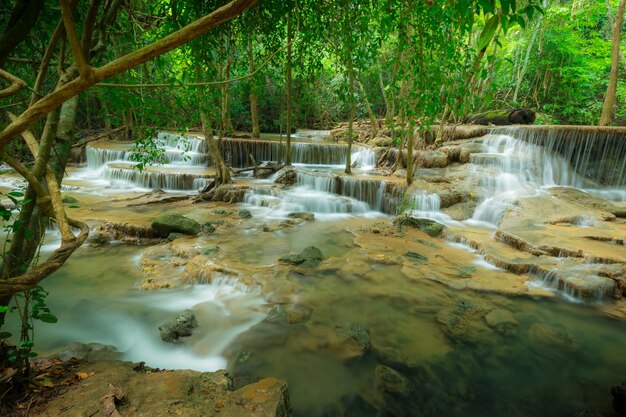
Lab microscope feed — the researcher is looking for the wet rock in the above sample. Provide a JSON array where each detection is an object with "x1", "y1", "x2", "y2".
[
  {"x1": 483, "y1": 309, "x2": 518, "y2": 335},
  {"x1": 61, "y1": 195, "x2": 78, "y2": 204},
  {"x1": 238, "y1": 209, "x2": 253, "y2": 219},
  {"x1": 274, "y1": 166, "x2": 297, "y2": 186},
  {"x1": 331, "y1": 323, "x2": 371, "y2": 358},
  {"x1": 152, "y1": 213, "x2": 201, "y2": 237},
  {"x1": 375, "y1": 365, "x2": 408, "y2": 396},
  {"x1": 200, "y1": 244, "x2": 220, "y2": 256},
  {"x1": 202, "y1": 222, "x2": 217, "y2": 234},
  {"x1": 167, "y1": 232, "x2": 184, "y2": 241},
  {"x1": 528, "y1": 323, "x2": 580, "y2": 352},
  {"x1": 287, "y1": 212, "x2": 315, "y2": 221},
  {"x1": 159, "y1": 309, "x2": 198, "y2": 343},
  {"x1": 395, "y1": 214, "x2": 445, "y2": 237},
  {"x1": 279, "y1": 246, "x2": 325, "y2": 268},
  {"x1": 54, "y1": 342, "x2": 118, "y2": 362},
  {"x1": 86, "y1": 231, "x2": 109, "y2": 246},
  {"x1": 436, "y1": 299, "x2": 492, "y2": 344},
  {"x1": 213, "y1": 209, "x2": 228, "y2": 215},
  {"x1": 403, "y1": 251, "x2": 428, "y2": 265},
  {"x1": 612, "y1": 381, "x2": 626, "y2": 416},
  {"x1": 416, "y1": 150, "x2": 449, "y2": 168},
  {"x1": 221, "y1": 378, "x2": 291, "y2": 417}
]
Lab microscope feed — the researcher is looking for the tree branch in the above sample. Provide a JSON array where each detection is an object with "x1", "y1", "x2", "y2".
[
  {"x1": 59, "y1": 0, "x2": 92, "y2": 77},
  {"x1": 0, "y1": 0, "x2": 257, "y2": 149},
  {"x1": 0, "y1": 68, "x2": 28, "y2": 99}
]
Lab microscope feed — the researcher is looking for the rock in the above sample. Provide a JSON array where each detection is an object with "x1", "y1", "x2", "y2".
[
  {"x1": 213, "y1": 209, "x2": 228, "y2": 215},
  {"x1": 86, "y1": 231, "x2": 109, "y2": 246},
  {"x1": 403, "y1": 251, "x2": 427, "y2": 265},
  {"x1": 274, "y1": 166, "x2": 297, "y2": 186},
  {"x1": 436, "y1": 299, "x2": 492, "y2": 344},
  {"x1": 333, "y1": 323, "x2": 371, "y2": 358},
  {"x1": 202, "y1": 222, "x2": 216, "y2": 234},
  {"x1": 395, "y1": 214, "x2": 445, "y2": 237},
  {"x1": 167, "y1": 232, "x2": 184, "y2": 241},
  {"x1": 285, "y1": 304, "x2": 313, "y2": 324},
  {"x1": 375, "y1": 365, "x2": 408, "y2": 396},
  {"x1": 159, "y1": 309, "x2": 198, "y2": 343},
  {"x1": 152, "y1": 213, "x2": 201, "y2": 237},
  {"x1": 202, "y1": 183, "x2": 249, "y2": 203},
  {"x1": 528, "y1": 323, "x2": 579, "y2": 352},
  {"x1": 287, "y1": 212, "x2": 315, "y2": 221},
  {"x1": 416, "y1": 150, "x2": 449, "y2": 168},
  {"x1": 483, "y1": 309, "x2": 518, "y2": 334},
  {"x1": 369, "y1": 135, "x2": 393, "y2": 147},
  {"x1": 278, "y1": 246, "x2": 325, "y2": 268},
  {"x1": 54, "y1": 342, "x2": 118, "y2": 362},
  {"x1": 220, "y1": 378, "x2": 291, "y2": 417},
  {"x1": 61, "y1": 195, "x2": 78, "y2": 204},
  {"x1": 200, "y1": 244, "x2": 220, "y2": 256},
  {"x1": 612, "y1": 381, "x2": 626, "y2": 416},
  {"x1": 238, "y1": 209, "x2": 253, "y2": 219}
]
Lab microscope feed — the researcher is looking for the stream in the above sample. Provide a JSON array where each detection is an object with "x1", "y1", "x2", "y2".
[{"x1": 2, "y1": 128, "x2": 626, "y2": 417}]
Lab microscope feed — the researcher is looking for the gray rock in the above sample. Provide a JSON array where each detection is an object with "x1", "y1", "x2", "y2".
[
  {"x1": 159, "y1": 309, "x2": 198, "y2": 343},
  {"x1": 151, "y1": 213, "x2": 201, "y2": 237},
  {"x1": 238, "y1": 209, "x2": 252, "y2": 219}
]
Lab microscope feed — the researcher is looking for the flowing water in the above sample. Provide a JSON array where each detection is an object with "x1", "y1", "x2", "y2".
[{"x1": 3, "y1": 128, "x2": 626, "y2": 417}]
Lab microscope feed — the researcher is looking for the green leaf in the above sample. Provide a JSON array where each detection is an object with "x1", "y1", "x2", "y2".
[
  {"x1": 0, "y1": 332, "x2": 12, "y2": 339},
  {"x1": 36, "y1": 313, "x2": 58, "y2": 323},
  {"x1": 477, "y1": 15, "x2": 499, "y2": 51},
  {"x1": 68, "y1": 206, "x2": 81, "y2": 209},
  {"x1": 478, "y1": 0, "x2": 495, "y2": 14},
  {"x1": 501, "y1": 0, "x2": 510, "y2": 15},
  {"x1": 8, "y1": 191, "x2": 24, "y2": 198}
]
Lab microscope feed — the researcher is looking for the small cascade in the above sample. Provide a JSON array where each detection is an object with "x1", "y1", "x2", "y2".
[
  {"x1": 468, "y1": 133, "x2": 593, "y2": 226},
  {"x1": 407, "y1": 190, "x2": 453, "y2": 223},
  {"x1": 102, "y1": 165, "x2": 211, "y2": 191},
  {"x1": 220, "y1": 139, "x2": 374, "y2": 168},
  {"x1": 156, "y1": 132, "x2": 208, "y2": 154},
  {"x1": 529, "y1": 268, "x2": 616, "y2": 303},
  {"x1": 494, "y1": 126, "x2": 626, "y2": 199},
  {"x1": 86, "y1": 147, "x2": 128, "y2": 169}
]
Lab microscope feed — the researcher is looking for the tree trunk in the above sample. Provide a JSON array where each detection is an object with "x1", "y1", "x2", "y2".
[
  {"x1": 248, "y1": 33, "x2": 260, "y2": 138},
  {"x1": 344, "y1": 59, "x2": 355, "y2": 175},
  {"x1": 513, "y1": 2, "x2": 545, "y2": 104},
  {"x1": 358, "y1": 80, "x2": 378, "y2": 136},
  {"x1": 285, "y1": 10, "x2": 293, "y2": 166},
  {"x1": 406, "y1": 121, "x2": 415, "y2": 185},
  {"x1": 202, "y1": 112, "x2": 230, "y2": 183},
  {"x1": 599, "y1": 0, "x2": 626, "y2": 126},
  {"x1": 379, "y1": 68, "x2": 393, "y2": 125}
]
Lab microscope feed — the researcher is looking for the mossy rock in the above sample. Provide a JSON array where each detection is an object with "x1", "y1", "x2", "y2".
[
  {"x1": 396, "y1": 215, "x2": 445, "y2": 237},
  {"x1": 62, "y1": 195, "x2": 78, "y2": 204},
  {"x1": 151, "y1": 213, "x2": 201, "y2": 237},
  {"x1": 404, "y1": 251, "x2": 428, "y2": 265}
]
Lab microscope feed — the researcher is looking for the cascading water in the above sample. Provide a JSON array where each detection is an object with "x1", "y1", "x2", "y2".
[{"x1": 467, "y1": 133, "x2": 609, "y2": 226}]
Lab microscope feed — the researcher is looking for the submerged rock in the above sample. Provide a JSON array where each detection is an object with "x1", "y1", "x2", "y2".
[
  {"x1": 436, "y1": 299, "x2": 493, "y2": 344},
  {"x1": 331, "y1": 323, "x2": 371, "y2": 358},
  {"x1": 527, "y1": 323, "x2": 580, "y2": 352},
  {"x1": 159, "y1": 309, "x2": 198, "y2": 343},
  {"x1": 238, "y1": 209, "x2": 253, "y2": 219},
  {"x1": 375, "y1": 365, "x2": 408, "y2": 396},
  {"x1": 278, "y1": 246, "x2": 325, "y2": 268},
  {"x1": 483, "y1": 309, "x2": 518, "y2": 335},
  {"x1": 152, "y1": 213, "x2": 201, "y2": 237}
]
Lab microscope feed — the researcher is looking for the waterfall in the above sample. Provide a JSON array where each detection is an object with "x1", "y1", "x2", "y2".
[
  {"x1": 493, "y1": 126, "x2": 626, "y2": 199},
  {"x1": 102, "y1": 166, "x2": 211, "y2": 191},
  {"x1": 219, "y1": 139, "x2": 374, "y2": 168}
]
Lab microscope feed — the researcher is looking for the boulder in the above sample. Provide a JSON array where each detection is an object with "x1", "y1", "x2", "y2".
[
  {"x1": 279, "y1": 246, "x2": 325, "y2": 268},
  {"x1": 152, "y1": 213, "x2": 201, "y2": 237},
  {"x1": 274, "y1": 166, "x2": 297, "y2": 186},
  {"x1": 159, "y1": 309, "x2": 198, "y2": 343}
]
